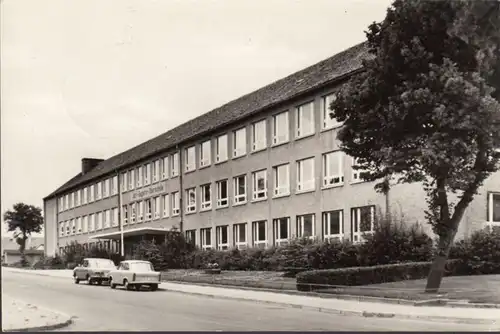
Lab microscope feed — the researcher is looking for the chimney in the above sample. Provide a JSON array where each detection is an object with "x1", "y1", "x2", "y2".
[{"x1": 81, "y1": 158, "x2": 104, "y2": 175}]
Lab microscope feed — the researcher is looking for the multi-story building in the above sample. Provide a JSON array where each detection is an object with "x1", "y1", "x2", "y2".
[{"x1": 43, "y1": 42, "x2": 500, "y2": 257}]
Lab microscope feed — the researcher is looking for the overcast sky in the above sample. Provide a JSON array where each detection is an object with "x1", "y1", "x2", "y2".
[{"x1": 1, "y1": 0, "x2": 392, "y2": 236}]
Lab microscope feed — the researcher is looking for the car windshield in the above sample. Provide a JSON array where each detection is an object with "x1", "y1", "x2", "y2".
[
  {"x1": 129, "y1": 262, "x2": 154, "y2": 271},
  {"x1": 91, "y1": 259, "x2": 116, "y2": 269}
]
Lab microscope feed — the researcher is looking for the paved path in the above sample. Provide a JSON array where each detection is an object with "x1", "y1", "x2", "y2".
[{"x1": 2, "y1": 268, "x2": 499, "y2": 331}]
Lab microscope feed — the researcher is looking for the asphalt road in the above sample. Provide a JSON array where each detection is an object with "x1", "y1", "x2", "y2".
[{"x1": 2, "y1": 271, "x2": 495, "y2": 331}]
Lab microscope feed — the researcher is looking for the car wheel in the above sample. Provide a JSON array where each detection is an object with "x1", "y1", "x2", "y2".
[
  {"x1": 150, "y1": 284, "x2": 158, "y2": 291},
  {"x1": 74, "y1": 276, "x2": 80, "y2": 284},
  {"x1": 109, "y1": 277, "x2": 116, "y2": 289},
  {"x1": 97, "y1": 280, "x2": 102, "y2": 286},
  {"x1": 124, "y1": 279, "x2": 133, "y2": 291}
]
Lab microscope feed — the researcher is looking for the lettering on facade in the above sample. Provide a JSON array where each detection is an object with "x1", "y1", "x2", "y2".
[{"x1": 124, "y1": 182, "x2": 167, "y2": 203}]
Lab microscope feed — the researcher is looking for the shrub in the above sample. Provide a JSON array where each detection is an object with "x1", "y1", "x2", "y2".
[
  {"x1": 32, "y1": 255, "x2": 66, "y2": 269},
  {"x1": 296, "y1": 259, "x2": 462, "y2": 291}
]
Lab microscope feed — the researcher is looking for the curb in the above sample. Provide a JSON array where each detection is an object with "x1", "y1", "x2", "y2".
[
  {"x1": 5, "y1": 317, "x2": 73, "y2": 332},
  {"x1": 158, "y1": 286, "x2": 498, "y2": 326},
  {"x1": 161, "y1": 278, "x2": 499, "y2": 310}
]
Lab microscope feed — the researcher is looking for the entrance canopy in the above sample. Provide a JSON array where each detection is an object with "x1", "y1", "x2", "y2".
[{"x1": 89, "y1": 227, "x2": 171, "y2": 241}]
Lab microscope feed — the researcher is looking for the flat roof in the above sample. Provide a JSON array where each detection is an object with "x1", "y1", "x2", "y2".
[
  {"x1": 45, "y1": 42, "x2": 370, "y2": 200},
  {"x1": 89, "y1": 227, "x2": 171, "y2": 240}
]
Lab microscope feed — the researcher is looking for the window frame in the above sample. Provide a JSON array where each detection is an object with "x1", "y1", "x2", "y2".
[
  {"x1": 185, "y1": 146, "x2": 196, "y2": 172},
  {"x1": 145, "y1": 198, "x2": 152, "y2": 221},
  {"x1": 162, "y1": 194, "x2": 170, "y2": 217},
  {"x1": 273, "y1": 163, "x2": 290, "y2": 197},
  {"x1": 200, "y1": 183, "x2": 212, "y2": 211},
  {"x1": 251, "y1": 119, "x2": 267, "y2": 152},
  {"x1": 136, "y1": 166, "x2": 143, "y2": 188},
  {"x1": 233, "y1": 127, "x2": 247, "y2": 158},
  {"x1": 138, "y1": 201, "x2": 144, "y2": 222},
  {"x1": 252, "y1": 169, "x2": 268, "y2": 201},
  {"x1": 273, "y1": 217, "x2": 291, "y2": 246},
  {"x1": 186, "y1": 188, "x2": 197, "y2": 213},
  {"x1": 172, "y1": 191, "x2": 180, "y2": 216},
  {"x1": 200, "y1": 140, "x2": 212, "y2": 167},
  {"x1": 322, "y1": 151, "x2": 345, "y2": 187},
  {"x1": 216, "y1": 225, "x2": 229, "y2": 250},
  {"x1": 154, "y1": 196, "x2": 161, "y2": 219},
  {"x1": 216, "y1": 134, "x2": 229, "y2": 163},
  {"x1": 233, "y1": 175, "x2": 247, "y2": 205},
  {"x1": 200, "y1": 227, "x2": 212, "y2": 250},
  {"x1": 171, "y1": 152, "x2": 179, "y2": 177},
  {"x1": 161, "y1": 157, "x2": 169, "y2": 180},
  {"x1": 296, "y1": 213, "x2": 316, "y2": 240},
  {"x1": 297, "y1": 157, "x2": 316, "y2": 192},
  {"x1": 233, "y1": 223, "x2": 247, "y2": 249},
  {"x1": 152, "y1": 160, "x2": 160, "y2": 183},
  {"x1": 321, "y1": 93, "x2": 342, "y2": 130},
  {"x1": 216, "y1": 179, "x2": 229, "y2": 208},
  {"x1": 272, "y1": 111, "x2": 289, "y2": 146},
  {"x1": 295, "y1": 101, "x2": 315, "y2": 138},
  {"x1": 130, "y1": 202, "x2": 137, "y2": 224},
  {"x1": 252, "y1": 220, "x2": 268, "y2": 249},
  {"x1": 129, "y1": 170, "x2": 135, "y2": 190},
  {"x1": 322, "y1": 210, "x2": 344, "y2": 241},
  {"x1": 351, "y1": 205, "x2": 375, "y2": 243}
]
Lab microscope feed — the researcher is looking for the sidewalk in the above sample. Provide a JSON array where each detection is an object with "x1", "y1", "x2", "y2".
[
  {"x1": 3, "y1": 267, "x2": 499, "y2": 326},
  {"x1": 2, "y1": 294, "x2": 72, "y2": 332}
]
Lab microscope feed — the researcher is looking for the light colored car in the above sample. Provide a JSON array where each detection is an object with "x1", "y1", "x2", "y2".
[
  {"x1": 73, "y1": 258, "x2": 117, "y2": 285},
  {"x1": 108, "y1": 260, "x2": 161, "y2": 291}
]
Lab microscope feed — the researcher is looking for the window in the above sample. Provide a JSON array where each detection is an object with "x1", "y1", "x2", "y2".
[
  {"x1": 322, "y1": 93, "x2": 342, "y2": 130},
  {"x1": 233, "y1": 127, "x2": 247, "y2": 158},
  {"x1": 488, "y1": 193, "x2": 500, "y2": 225},
  {"x1": 200, "y1": 140, "x2": 211, "y2": 167},
  {"x1": 129, "y1": 170, "x2": 135, "y2": 190},
  {"x1": 216, "y1": 134, "x2": 228, "y2": 163},
  {"x1": 171, "y1": 152, "x2": 179, "y2": 177},
  {"x1": 71, "y1": 219, "x2": 75, "y2": 234},
  {"x1": 272, "y1": 111, "x2": 289, "y2": 145},
  {"x1": 138, "y1": 201, "x2": 144, "y2": 222},
  {"x1": 200, "y1": 228, "x2": 212, "y2": 250},
  {"x1": 112, "y1": 176, "x2": 118, "y2": 195},
  {"x1": 323, "y1": 210, "x2": 343, "y2": 241},
  {"x1": 145, "y1": 199, "x2": 152, "y2": 221},
  {"x1": 216, "y1": 226, "x2": 229, "y2": 250},
  {"x1": 297, "y1": 214, "x2": 315, "y2": 239},
  {"x1": 96, "y1": 212, "x2": 103, "y2": 230},
  {"x1": 296, "y1": 101, "x2": 315, "y2": 138},
  {"x1": 201, "y1": 184, "x2": 212, "y2": 210},
  {"x1": 70, "y1": 192, "x2": 74, "y2": 208},
  {"x1": 122, "y1": 206, "x2": 128, "y2": 225},
  {"x1": 59, "y1": 197, "x2": 64, "y2": 212},
  {"x1": 76, "y1": 190, "x2": 81, "y2": 207},
  {"x1": 273, "y1": 217, "x2": 290, "y2": 246},
  {"x1": 77, "y1": 217, "x2": 82, "y2": 233},
  {"x1": 82, "y1": 188, "x2": 88, "y2": 205},
  {"x1": 89, "y1": 214, "x2": 95, "y2": 231},
  {"x1": 216, "y1": 179, "x2": 228, "y2": 208},
  {"x1": 136, "y1": 166, "x2": 143, "y2": 187},
  {"x1": 104, "y1": 179, "x2": 110, "y2": 198},
  {"x1": 130, "y1": 202, "x2": 137, "y2": 224},
  {"x1": 233, "y1": 223, "x2": 247, "y2": 249},
  {"x1": 121, "y1": 172, "x2": 128, "y2": 192},
  {"x1": 186, "y1": 188, "x2": 196, "y2": 213},
  {"x1": 172, "y1": 192, "x2": 180, "y2": 216},
  {"x1": 144, "y1": 163, "x2": 151, "y2": 185},
  {"x1": 65, "y1": 221, "x2": 70, "y2": 235},
  {"x1": 323, "y1": 152, "x2": 344, "y2": 187},
  {"x1": 251, "y1": 120, "x2": 267, "y2": 152},
  {"x1": 297, "y1": 157, "x2": 315, "y2": 192},
  {"x1": 185, "y1": 146, "x2": 196, "y2": 172},
  {"x1": 162, "y1": 194, "x2": 169, "y2": 217},
  {"x1": 273, "y1": 164, "x2": 290, "y2": 197},
  {"x1": 154, "y1": 196, "x2": 161, "y2": 219},
  {"x1": 252, "y1": 170, "x2": 267, "y2": 200},
  {"x1": 351, "y1": 157, "x2": 368, "y2": 183},
  {"x1": 65, "y1": 194, "x2": 69, "y2": 210},
  {"x1": 96, "y1": 182, "x2": 102, "y2": 200},
  {"x1": 252, "y1": 220, "x2": 267, "y2": 248},
  {"x1": 104, "y1": 209, "x2": 111, "y2": 228},
  {"x1": 152, "y1": 160, "x2": 160, "y2": 183},
  {"x1": 351, "y1": 206, "x2": 375, "y2": 243},
  {"x1": 185, "y1": 230, "x2": 196, "y2": 245},
  {"x1": 233, "y1": 175, "x2": 247, "y2": 204},
  {"x1": 161, "y1": 157, "x2": 169, "y2": 180},
  {"x1": 82, "y1": 215, "x2": 88, "y2": 233},
  {"x1": 112, "y1": 208, "x2": 119, "y2": 227},
  {"x1": 59, "y1": 222, "x2": 64, "y2": 236}
]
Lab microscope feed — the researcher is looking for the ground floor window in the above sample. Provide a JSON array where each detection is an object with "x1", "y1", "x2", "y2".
[
  {"x1": 273, "y1": 217, "x2": 290, "y2": 246},
  {"x1": 252, "y1": 220, "x2": 267, "y2": 248},
  {"x1": 216, "y1": 225, "x2": 229, "y2": 250},
  {"x1": 296, "y1": 214, "x2": 315, "y2": 239},
  {"x1": 185, "y1": 230, "x2": 196, "y2": 246},
  {"x1": 351, "y1": 205, "x2": 375, "y2": 243},
  {"x1": 200, "y1": 228, "x2": 212, "y2": 250},
  {"x1": 233, "y1": 223, "x2": 247, "y2": 249},
  {"x1": 323, "y1": 210, "x2": 343, "y2": 241}
]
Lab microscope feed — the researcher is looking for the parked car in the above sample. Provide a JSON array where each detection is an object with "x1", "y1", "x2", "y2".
[
  {"x1": 108, "y1": 260, "x2": 161, "y2": 291},
  {"x1": 73, "y1": 258, "x2": 117, "y2": 285}
]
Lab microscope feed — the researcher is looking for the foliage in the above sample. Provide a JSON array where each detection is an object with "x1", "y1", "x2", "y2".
[
  {"x1": 3, "y1": 203, "x2": 44, "y2": 266},
  {"x1": 330, "y1": 0, "x2": 500, "y2": 291},
  {"x1": 296, "y1": 260, "x2": 463, "y2": 291},
  {"x1": 33, "y1": 255, "x2": 66, "y2": 269}
]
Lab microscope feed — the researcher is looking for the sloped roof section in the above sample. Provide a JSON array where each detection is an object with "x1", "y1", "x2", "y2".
[{"x1": 45, "y1": 42, "x2": 369, "y2": 200}]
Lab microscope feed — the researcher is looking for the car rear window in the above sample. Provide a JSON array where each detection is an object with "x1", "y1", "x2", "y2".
[
  {"x1": 92, "y1": 259, "x2": 116, "y2": 268},
  {"x1": 130, "y1": 262, "x2": 154, "y2": 271}
]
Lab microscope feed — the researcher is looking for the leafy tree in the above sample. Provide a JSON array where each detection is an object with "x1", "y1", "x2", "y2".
[
  {"x1": 3, "y1": 203, "x2": 44, "y2": 266},
  {"x1": 330, "y1": 0, "x2": 500, "y2": 292}
]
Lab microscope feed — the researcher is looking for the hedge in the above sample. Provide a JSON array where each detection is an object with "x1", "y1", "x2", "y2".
[{"x1": 296, "y1": 259, "x2": 463, "y2": 291}]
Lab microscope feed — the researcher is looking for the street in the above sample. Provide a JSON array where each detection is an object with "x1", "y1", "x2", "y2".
[{"x1": 2, "y1": 270, "x2": 496, "y2": 331}]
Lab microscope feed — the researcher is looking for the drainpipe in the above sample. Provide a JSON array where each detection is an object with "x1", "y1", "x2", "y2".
[
  {"x1": 178, "y1": 144, "x2": 184, "y2": 233},
  {"x1": 117, "y1": 171, "x2": 124, "y2": 257}
]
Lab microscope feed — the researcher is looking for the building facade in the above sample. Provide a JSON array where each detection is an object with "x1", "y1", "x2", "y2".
[{"x1": 43, "y1": 42, "x2": 500, "y2": 257}]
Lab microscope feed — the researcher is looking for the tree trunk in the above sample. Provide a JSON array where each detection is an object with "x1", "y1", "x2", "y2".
[{"x1": 20, "y1": 234, "x2": 28, "y2": 267}]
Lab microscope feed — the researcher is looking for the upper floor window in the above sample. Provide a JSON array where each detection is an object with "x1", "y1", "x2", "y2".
[
  {"x1": 201, "y1": 184, "x2": 212, "y2": 210},
  {"x1": 96, "y1": 182, "x2": 102, "y2": 200},
  {"x1": 297, "y1": 157, "x2": 315, "y2": 192},
  {"x1": 130, "y1": 202, "x2": 137, "y2": 224},
  {"x1": 122, "y1": 206, "x2": 128, "y2": 225},
  {"x1": 89, "y1": 213, "x2": 95, "y2": 231},
  {"x1": 121, "y1": 172, "x2": 128, "y2": 192},
  {"x1": 272, "y1": 111, "x2": 289, "y2": 145},
  {"x1": 252, "y1": 169, "x2": 267, "y2": 201},
  {"x1": 233, "y1": 127, "x2": 247, "y2": 158},
  {"x1": 233, "y1": 175, "x2": 247, "y2": 205},
  {"x1": 76, "y1": 217, "x2": 82, "y2": 234},
  {"x1": 297, "y1": 213, "x2": 315, "y2": 239},
  {"x1": 129, "y1": 170, "x2": 135, "y2": 190},
  {"x1": 145, "y1": 199, "x2": 152, "y2": 221},
  {"x1": 323, "y1": 151, "x2": 344, "y2": 187},
  {"x1": 82, "y1": 215, "x2": 88, "y2": 233},
  {"x1": 200, "y1": 140, "x2": 211, "y2": 167},
  {"x1": 59, "y1": 197, "x2": 64, "y2": 212},
  {"x1": 152, "y1": 160, "x2": 160, "y2": 183},
  {"x1": 296, "y1": 101, "x2": 315, "y2": 138},
  {"x1": 161, "y1": 157, "x2": 169, "y2": 180},
  {"x1": 216, "y1": 179, "x2": 229, "y2": 208},
  {"x1": 70, "y1": 192, "x2": 75, "y2": 208},
  {"x1": 112, "y1": 208, "x2": 119, "y2": 227},
  {"x1": 273, "y1": 164, "x2": 290, "y2": 197},
  {"x1": 216, "y1": 134, "x2": 228, "y2": 163},
  {"x1": 136, "y1": 166, "x2": 143, "y2": 187},
  {"x1": 321, "y1": 93, "x2": 342, "y2": 130},
  {"x1": 162, "y1": 194, "x2": 170, "y2": 217},
  {"x1": 138, "y1": 201, "x2": 144, "y2": 222},
  {"x1": 351, "y1": 205, "x2": 375, "y2": 243},
  {"x1": 154, "y1": 197, "x2": 161, "y2": 220},
  {"x1": 103, "y1": 179, "x2": 110, "y2": 198},
  {"x1": 104, "y1": 209, "x2": 111, "y2": 228},
  {"x1": 112, "y1": 176, "x2": 118, "y2": 195},
  {"x1": 251, "y1": 120, "x2": 267, "y2": 152},
  {"x1": 172, "y1": 191, "x2": 180, "y2": 216},
  {"x1": 351, "y1": 157, "x2": 368, "y2": 183},
  {"x1": 76, "y1": 190, "x2": 81, "y2": 207},
  {"x1": 83, "y1": 187, "x2": 88, "y2": 205},
  {"x1": 64, "y1": 194, "x2": 69, "y2": 210},
  {"x1": 186, "y1": 188, "x2": 196, "y2": 213},
  {"x1": 144, "y1": 163, "x2": 151, "y2": 185},
  {"x1": 171, "y1": 152, "x2": 179, "y2": 177},
  {"x1": 185, "y1": 146, "x2": 196, "y2": 172},
  {"x1": 89, "y1": 185, "x2": 95, "y2": 202}
]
